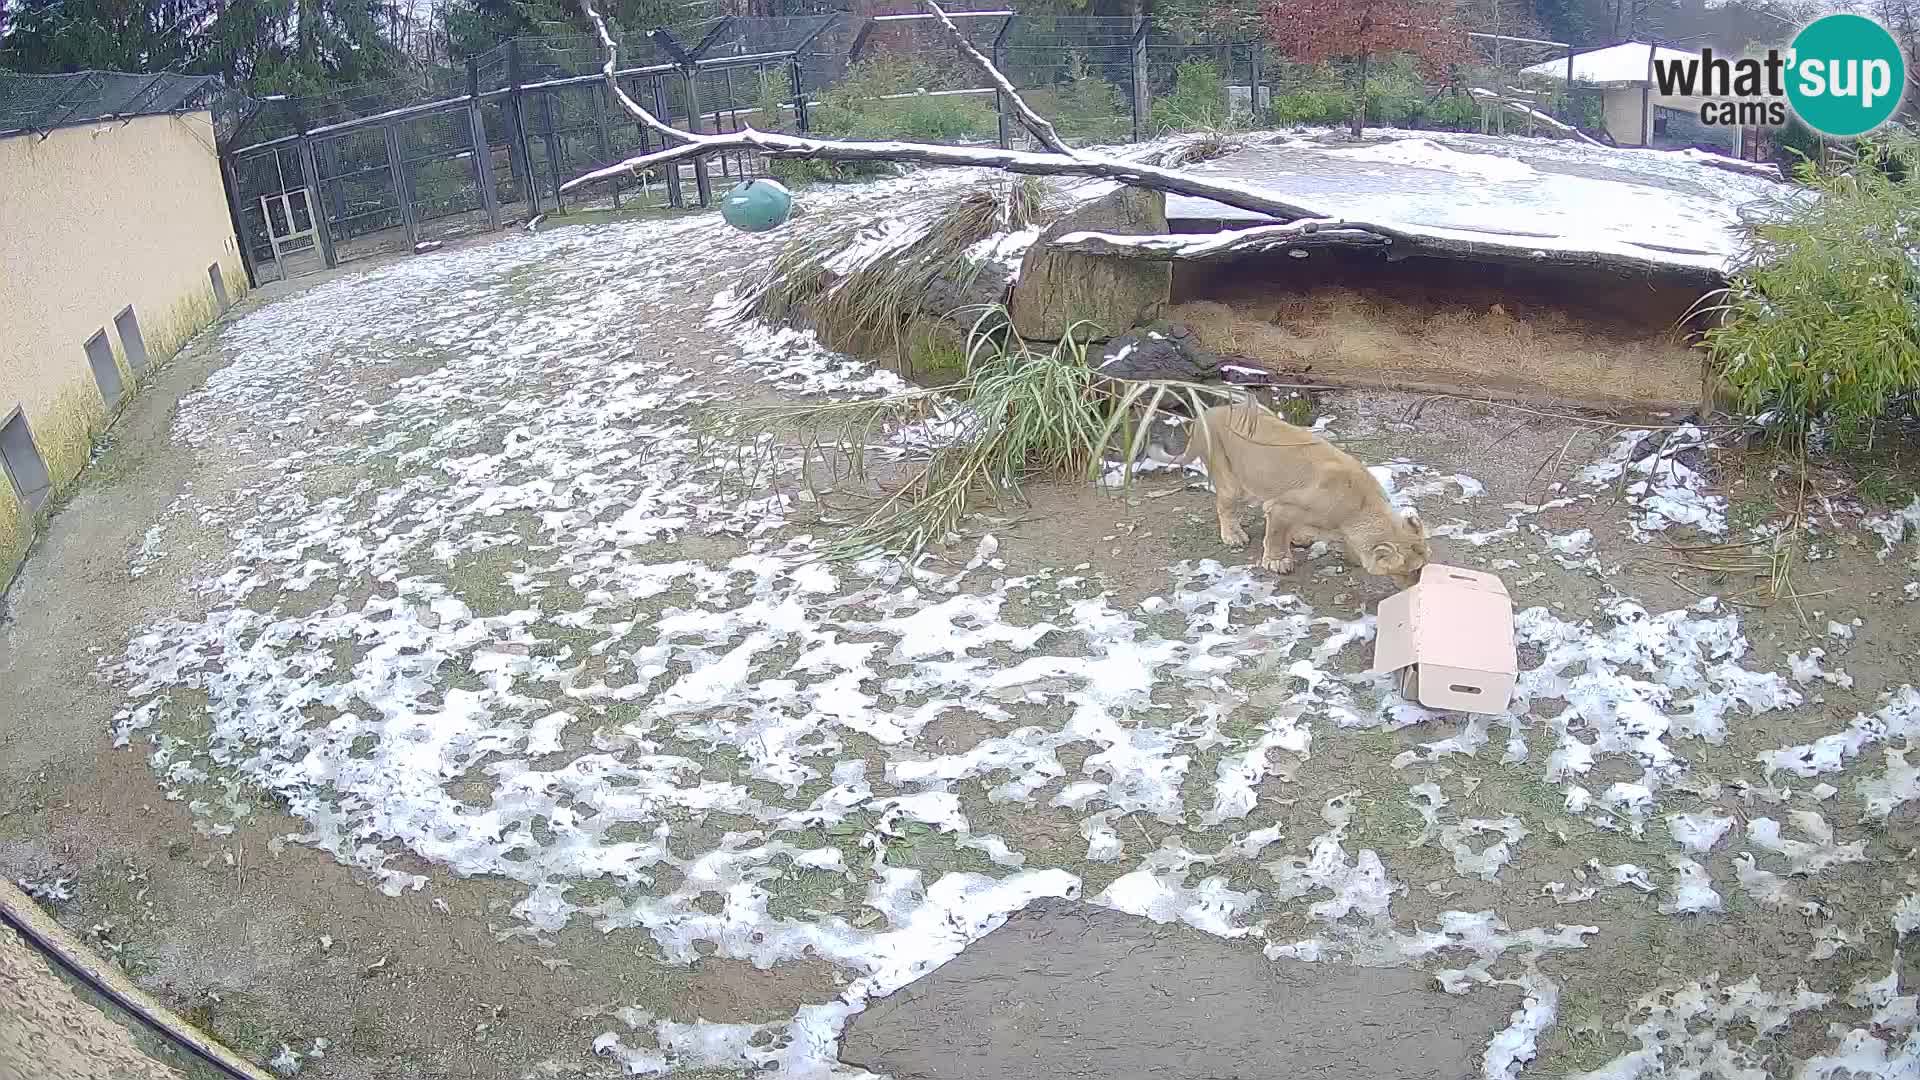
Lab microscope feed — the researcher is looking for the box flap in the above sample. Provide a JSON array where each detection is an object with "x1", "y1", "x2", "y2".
[
  {"x1": 1419, "y1": 563, "x2": 1510, "y2": 598},
  {"x1": 1370, "y1": 587, "x2": 1419, "y2": 675}
]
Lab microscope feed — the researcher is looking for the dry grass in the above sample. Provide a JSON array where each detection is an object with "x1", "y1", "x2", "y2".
[
  {"x1": 736, "y1": 179, "x2": 1061, "y2": 368},
  {"x1": 1168, "y1": 274, "x2": 1708, "y2": 411}
]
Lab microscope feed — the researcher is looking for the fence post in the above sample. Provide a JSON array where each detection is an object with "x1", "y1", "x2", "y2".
[
  {"x1": 1130, "y1": 15, "x2": 1149, "y2": 143},
  {"x1": 218, "y1": 152, "x2": 261, "y2": 288},
  {"x1": 654, "y1": 78, "x2": 685, "y2": 208},
  {"x1": 539, "y1": 89, "x2": 564, "y2": 212},
  {"x1": 467, "y1": 57, "x2": 502, "y2": 229},
  {"x1": 683, "y1": 69, "x2": 712, "y2": 207},
  {"x1": 295, "y1": 135, "x2": 338, "y2": 269},
  {"x1": 505, "y1": 40, "x2": 536, "y2": 213},
  {"x1": 317, "y1": 138, "x2": 349, "y2": 234},
  {"x1": 382, "y1": 121, "x2": 421, "y2": 250},
  {"x1": 790, "y1": 57, "x2": 810, "y2": 133},
  {"x1": 993, "y1": 14, "x2": 1016, "y2": 150},
  {"x1": 1249, "y1": 41, "x2": 1261, "y2": 121},
  {"x1": 592, "y1": 83, "x2": 619, "y2": 208}
]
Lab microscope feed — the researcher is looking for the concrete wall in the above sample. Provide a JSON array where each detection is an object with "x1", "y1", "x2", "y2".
[{"x1": 0, "y1": 111, "x2": 245, "y2": 588}]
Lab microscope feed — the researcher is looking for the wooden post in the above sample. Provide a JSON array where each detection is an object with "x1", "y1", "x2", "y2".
[
  {"x1": 467, "y1": 58, "x2": 502, "y2": 228},
  {"x1": 383, "y1": 122, "x2": 421, "y2": 250},
  {"x1": 296, "y1": 135, "x2": 337, "y2": 268}
]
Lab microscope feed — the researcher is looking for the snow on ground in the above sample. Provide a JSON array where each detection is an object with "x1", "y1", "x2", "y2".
[{"x1": 96, "y1": 172, "x2": 1920, "y2": 1078}]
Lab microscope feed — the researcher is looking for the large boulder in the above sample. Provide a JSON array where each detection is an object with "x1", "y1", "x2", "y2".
[
  {"x1": 1010, "y1": 187, "x2": 1171, "y2": 341},
  {"x1": 920, "y1": 256, "x2": 1014, "y2": 321}
]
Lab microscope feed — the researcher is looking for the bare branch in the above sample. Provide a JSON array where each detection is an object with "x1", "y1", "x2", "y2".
[
  {"x1": 1053, "y1": 219, "x2": 1361, "y2": 258},
  {"x1": 562, "y1": 126, "x2": 1336, "y2": 223},
  {"x1": 925, "y1": 1, "x2": 1079, "y2": 158},
  {"x1": 581, "y1": 0, "x2": 690, "y2": 142}
]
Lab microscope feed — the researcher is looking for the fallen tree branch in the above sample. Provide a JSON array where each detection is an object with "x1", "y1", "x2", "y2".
[
  {"x1": 562, "y1": 130, "x2": 1335, "y2": 220},
  {"x1": 926, "y1": 0, "x2": 1079, "y2": 158},
  {"x1": 1054, "y1": 221, "x2": 1728, "y2": 282},
  {"x1": 1466, "y1": 88, "x2": 1605, "y2": 147}
]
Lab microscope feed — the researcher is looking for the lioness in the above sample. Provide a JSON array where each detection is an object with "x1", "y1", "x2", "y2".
[{"x1": 1169, "y1": 403, "x2": 1431, "y2": 587}]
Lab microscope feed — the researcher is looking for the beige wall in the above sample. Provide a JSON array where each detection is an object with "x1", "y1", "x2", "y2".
[
  {"x1": 1602, "y1": 87, "x2": 1651, "y2": 146},
  {"x1": 0, "y1": 109, "x2": 244, "y2": 586}
]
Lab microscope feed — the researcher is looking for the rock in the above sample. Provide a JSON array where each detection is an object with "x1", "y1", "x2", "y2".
[
  {"x1": 1010, "y1": 187, "x2": 1171, "y2": 341},
  {"x1": 839, "y1": 898, "x2": 1524, "y2": 1080},
  {"x1": 920, "y1": 256, "x2": 1013, "y2": 320},
  {"x1": 1094, "y1": 330, "x2": 1221, "y2": 382}
]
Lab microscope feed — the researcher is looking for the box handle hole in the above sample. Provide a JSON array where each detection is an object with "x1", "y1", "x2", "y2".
[{"x1": 1449, "y1": 684, "x2": 1482, "y2": 694}]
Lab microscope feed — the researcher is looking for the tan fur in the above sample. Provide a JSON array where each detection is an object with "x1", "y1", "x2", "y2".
[{"x1": 1175, "y1": 403, "x2": 1431, "y2": 587}]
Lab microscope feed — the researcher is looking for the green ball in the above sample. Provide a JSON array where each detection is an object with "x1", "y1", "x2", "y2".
[{"x1": 720, "y1": 179, "x2": 794, "y2": 233}]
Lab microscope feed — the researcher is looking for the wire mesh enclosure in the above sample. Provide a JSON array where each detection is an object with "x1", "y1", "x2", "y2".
[
  {"x1": 200, "y1": 13, "x2": 1606, "y2": 284},
  {"x1": 0, "y1": 70, "x2": 217, "y2": 139}
]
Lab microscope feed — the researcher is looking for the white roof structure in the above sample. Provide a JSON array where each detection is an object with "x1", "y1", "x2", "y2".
[{"x1": 1519, "y1": 42, "x2": 1698, "y2": 87}]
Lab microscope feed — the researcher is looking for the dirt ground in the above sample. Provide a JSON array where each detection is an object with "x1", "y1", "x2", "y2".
[{"x1": 3, "y1": 174, "x2": 1919, "y2": 1080}]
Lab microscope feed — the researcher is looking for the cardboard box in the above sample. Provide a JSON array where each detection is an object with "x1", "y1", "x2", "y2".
[{"x1": 1371, "y1": 564, "x2": 1517, "y2": 715}]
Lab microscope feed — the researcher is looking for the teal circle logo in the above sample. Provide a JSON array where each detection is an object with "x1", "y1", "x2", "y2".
[{"x1": 1786, "y1": 14, "x2": 1906, "y2": 137}]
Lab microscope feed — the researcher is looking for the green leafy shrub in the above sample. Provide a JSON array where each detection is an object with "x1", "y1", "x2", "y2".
[
  {"x1": 1023, "y1": 52, "x2": 1128, "y2": 146},
  {"x1": 812, "y1": 52, "x2": 998, "y2": 143},
  {"x1": 1704, "y1": 134, "x2": 1920, "y2": 440},
  {"x1": 753, "y1": 67, "x2": 794, "y2": 134},
  {"x1": 1149, "y1": 59, "x2": 1232, "y2": 134},
  {"x1": 1270, "y1": 87, "x2": 1355, "y2": 126}
]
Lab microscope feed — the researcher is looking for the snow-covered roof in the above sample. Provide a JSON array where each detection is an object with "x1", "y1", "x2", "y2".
[
  {"x1": 1163, "y1": 129, "x2": 1802, "y2": 278},
  {"x1": 1519, "y1": 42, "x2": 1698, "y2": 86}
]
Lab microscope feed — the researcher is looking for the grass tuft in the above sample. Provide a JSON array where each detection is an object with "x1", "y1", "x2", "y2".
[
  {"x1": 706, "y1": 307, "x2": 1248, "y2": 559},
  {"x1": 734, "y1": 180, "x2": 1057, "y2": 368}
]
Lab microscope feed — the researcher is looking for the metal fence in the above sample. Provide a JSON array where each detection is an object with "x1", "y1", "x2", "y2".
[
  {"x1": 0, "y1": 70, "x2": 218, "y2": 139},
  {"x1": 211, "y1": 14, "x2": 1592, "y2": 283}
]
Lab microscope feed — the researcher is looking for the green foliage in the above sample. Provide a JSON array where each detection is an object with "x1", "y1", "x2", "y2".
[
  {"x1": 753, "y1": 66, "x2": 795, "y2": 134},
  {"x1": 812, "y1": 53, "x2": 998, "y2": 143},
  {"x1": 1704, "y1": 133, "x2": 1920, "y2": 440},
  {"x1": 1022, "y1": 52, "x2": 1128, "y2": 147},
  {"x1": 1149, "y1": 60, "x2": 1233, "y2": 134},
  {"x1": 1267, "y1": 58, "x2": 1483, "y2": 132}
]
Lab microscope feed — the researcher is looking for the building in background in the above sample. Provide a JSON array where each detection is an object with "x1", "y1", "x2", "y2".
[
  {"x1": 1520, "y1": 41, "x2": 1742, "y2": 155},
  {"x1": 0, "y1": 71, "x2": 247, "y2": 589}
]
